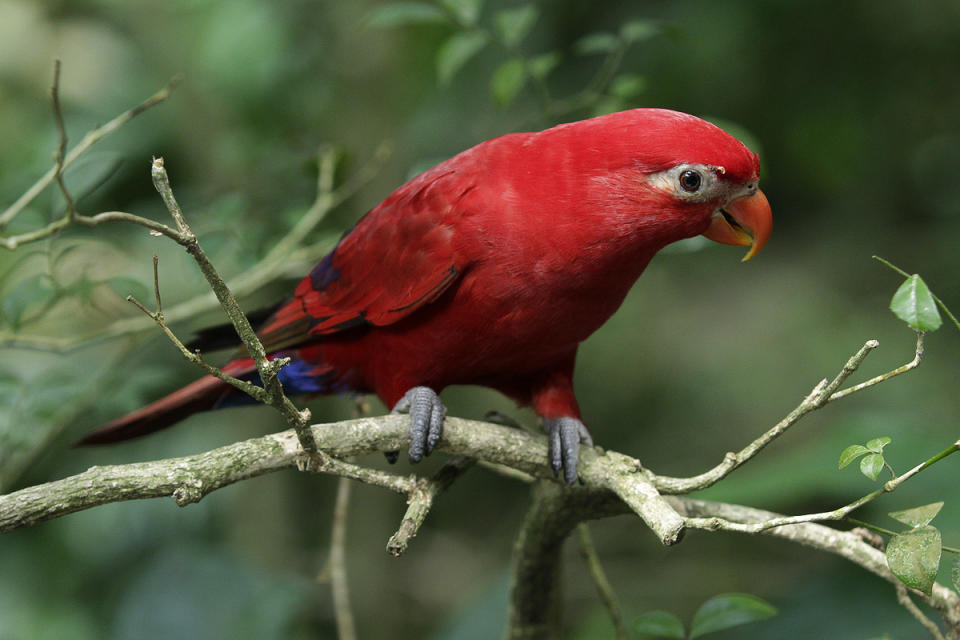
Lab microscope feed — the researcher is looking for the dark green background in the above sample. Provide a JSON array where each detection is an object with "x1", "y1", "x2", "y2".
[{"x1": 1, "y1": 1, "x2": 958, "y2": 638}]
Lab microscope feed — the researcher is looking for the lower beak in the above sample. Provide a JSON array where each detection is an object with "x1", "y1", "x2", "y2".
[{"x1": 702, "y1": 189, "x2": 772, "y2": 261}]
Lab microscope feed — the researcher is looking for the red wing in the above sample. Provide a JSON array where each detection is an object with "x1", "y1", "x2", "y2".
[{"x1": 257, "y1": 169, "x2": 468, "y2": 352}]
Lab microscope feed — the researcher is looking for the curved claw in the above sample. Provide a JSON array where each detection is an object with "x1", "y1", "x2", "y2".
[
  {"x1": 392, "y1": 386, "x2": 446, "y2": 463},
  {"x1": 543, "y1": 417, "x2": 593, "y2": 485}
]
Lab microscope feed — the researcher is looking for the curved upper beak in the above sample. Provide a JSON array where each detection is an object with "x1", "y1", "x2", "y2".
[{"x1": 702, "y1": 189, "x2": 772, "y2": 261}]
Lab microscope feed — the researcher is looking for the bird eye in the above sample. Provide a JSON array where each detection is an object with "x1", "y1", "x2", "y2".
[{"x1": 679, "y1": 169, "x2": 702, "y2": 192}]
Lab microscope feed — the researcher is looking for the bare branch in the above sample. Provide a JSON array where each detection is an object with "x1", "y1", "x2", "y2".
[
  {"x1": 0, "y1": 70, "x2": 181, "y2": 230},
  {"x1": 655, "y1": 335, "x2": 925, "y2": 494},
  {"x1": 576, "y1": 524, "x2": 627, "y2": 640},
  {"x1": 387, "y1": 456, "x2": 476, "y2": 556},
  {"x1": 148, "y1": 158, "x2": 318, "y2": 452},
  {"x1": 0, "y1": 143, "x2": 385, "y2": 349},
  {"x1": 829, "y1": 332, "x2": 924, "y2": 401},
  {"x1": 50, "y1": 60, "x2": 77, "y2": 222},
  {"x1": 2, "y1": 414, "x2": 958, "y2": 635},
  {"x1": 329, "y1": 477, "x2": 357, "y2": 640},
  {"x1": 896, "y1": 583, "x2": 946, "y2": 640}
]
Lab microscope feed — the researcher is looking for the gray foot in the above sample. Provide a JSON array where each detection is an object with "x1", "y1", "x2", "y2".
[
  {"x1": 392, "y1": 386, "x2": 446, "y2": 463},
  {"x1": 544, "y1": 417, "x2": 593, "y2": 485}
]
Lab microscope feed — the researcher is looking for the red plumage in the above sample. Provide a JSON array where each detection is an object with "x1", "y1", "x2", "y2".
[{"x1": 80, "y1": 109, "x2": 772, "y2": 482}]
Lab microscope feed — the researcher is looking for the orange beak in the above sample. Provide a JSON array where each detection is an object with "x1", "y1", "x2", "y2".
[{"x1": 702, "y1": 189, "x2": 772, "y2": 261}]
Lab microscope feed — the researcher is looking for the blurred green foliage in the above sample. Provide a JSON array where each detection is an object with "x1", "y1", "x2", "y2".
[{"x1": 1, "y1": 0, "x2": 959, "y2": 638}]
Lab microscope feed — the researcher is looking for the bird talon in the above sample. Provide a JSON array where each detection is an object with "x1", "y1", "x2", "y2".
[
  {"x1": 393, "y1": 386, "x2": 446, "y2": 463},
  {"x1": 544, "y1": 417, "x2": 592, "y2": 485}
]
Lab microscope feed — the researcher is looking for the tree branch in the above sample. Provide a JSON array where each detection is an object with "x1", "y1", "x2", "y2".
[
  {"x1": 576, "y1": 523, "x2": 627, "y2": 640},
  {"x1": 2, "y1": 417, "x2": 957, "y2": 635},
  {"x1": 0, "y1": 66, "x2": 181, "y2": 232},
  {"x1": 329, "y1": 476, "x2": 357, "y2": 640},
  {"x1": 386, "y1": 455, "x2": 476, "y2": 557},
  {"x1": 654, "y1": 334, "x2": 923, "y2": 494}
]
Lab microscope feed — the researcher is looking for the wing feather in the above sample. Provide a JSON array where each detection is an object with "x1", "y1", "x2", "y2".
[{"x1": 257, "y1": 169, "x2": 469, "y2": 352}]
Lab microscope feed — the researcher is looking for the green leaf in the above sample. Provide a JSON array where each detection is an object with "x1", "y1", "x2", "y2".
[
  {"x1": 436, "y1": 30, "x2": 488, "y2": 84},
  {"x1": 105, "y1": 277, "x2": 151, "y2": 304},
  {"x1": 364, "y1": 2, "x2": 451, "y2": 28},
  {"x1": 490, "y1": 58, "x2": 527, "y2": 107},
  {"x1": 619, "y1": 20, "x2": 660, "y2": 43},
  {"x1": 440, "y1": 0, "x2": 483, "y2": 26},
  {"x1": 838, "y1": 444, "x2": 870, "y2": 469},
  {"x1": 889, "y1": 502, "x2": 944, "y2": 529},
  {"x1": 609, "y1": 73, "x2": 646, "y2": 99},
  {"x1": 865, "y1": 436, "x2": 892, "y2": 453},
  {"x1": 890, "y1": 274, "x2": 942, "y2": 332},
  {"x1": 494, "y1": 5, "x2": 538, "y2": 48},
  {"x1": 860, "y1": 453, "x2": 885, "y2": 480},
  {"x1": 1, "y1": 275, "x2": 56, "y2": 328},
  {"x1": 690, "y1": 593, "x2": 777, "y2": 637},
  {"x1": 574, "y1": 32, "x2": 619, "y2": 55},
  {"x1": 633, "y1": 610, "x2": 685, "y2": 639},
  {"x1": 886, "y1": 526, "x2": 942, "y2": 595},
  {"x1": 527, "y1": 52, "x2": 560, "y2": 80}
]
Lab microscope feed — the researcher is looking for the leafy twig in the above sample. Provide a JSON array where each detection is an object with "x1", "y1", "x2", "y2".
[
  {"x1": 874, "y1": 256, "x2": 960, "y2": 333},
  {"x1": 683, "y1": 439, "x2": 960, "y2": 534},
  {"x1": 846, "y1": 518, "x2": 960, "y2": 555}
]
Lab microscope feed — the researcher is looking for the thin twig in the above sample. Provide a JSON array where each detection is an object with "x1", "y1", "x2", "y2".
[
  {"x1": 152, "y1": 254, "x2": 162, "y2": 316},
  {"x1": 0, "y1": 143, "x2": 386, "y2": 348},
  {"x1": 329, "y1": 476, "x2": 357, "y2": 640},
  {"x1": 829, "y1": 332, "x2": 924, "y2": 401},
  {"x1": 671, "y1": 498, "x2": 960, "y2": 634},
  {"x1": 655, "y1": 339, "x2": 881, "y2": 493},
  {"x1": 148, "y1": 158, "x2": 318, "y2": 452},
  {"x1": 50, "y1": 60, "x2": 77, "y2": 221},
  {"x1": 846, "y1": 518, "x2": 960, "y2": 555},
  {"x1": 123, "y1": 267, "x2": 266, "y2": 402},
  {"x1": 576, "y1": 524, "x2": 627, "y2": 640},
  {"x1": 386, "y1": 456, "x2": 476, "y2": 556},
  {"x1": 656, "y1": 333, "x2": 926, "y2": 495},
  {"x1": 0, "y1": 70, "x2": 181, "y2": 230},
  {"x1": 682, "y1": 439, "x2": 960, "y2": 534},
  {"x1": 896, "y1": 583, "x2": 946, "y2": 640}
]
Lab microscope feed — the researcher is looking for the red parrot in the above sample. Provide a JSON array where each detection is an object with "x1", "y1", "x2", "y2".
[{"x1": 80, "y1": 108, "x2": 772, "y2": 483}]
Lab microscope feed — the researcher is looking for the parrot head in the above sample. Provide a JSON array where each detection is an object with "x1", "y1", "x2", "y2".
[{"x1": 625, "y1": 109, "x2": 772, "y2": 260}]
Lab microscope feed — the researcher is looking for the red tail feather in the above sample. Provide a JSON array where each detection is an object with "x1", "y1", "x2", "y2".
[{"x1": 76, "y1": 375, "x2": 232, "y2": 445}]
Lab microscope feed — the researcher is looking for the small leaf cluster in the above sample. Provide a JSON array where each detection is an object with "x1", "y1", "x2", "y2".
[
  {"x1": 633, "y1": 593, "x2": 777, "y2": 639},
  {"x1": 364, "y1": 0, "x2": 664, "y2": 113},
  {"x1": 838, "y1": 437, "x2": 892, "y2": 481}
]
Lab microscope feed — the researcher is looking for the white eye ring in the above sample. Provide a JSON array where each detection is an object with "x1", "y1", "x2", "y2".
[{"x1": 645, "y1": 163, "x2": 721, "y2": 201}]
